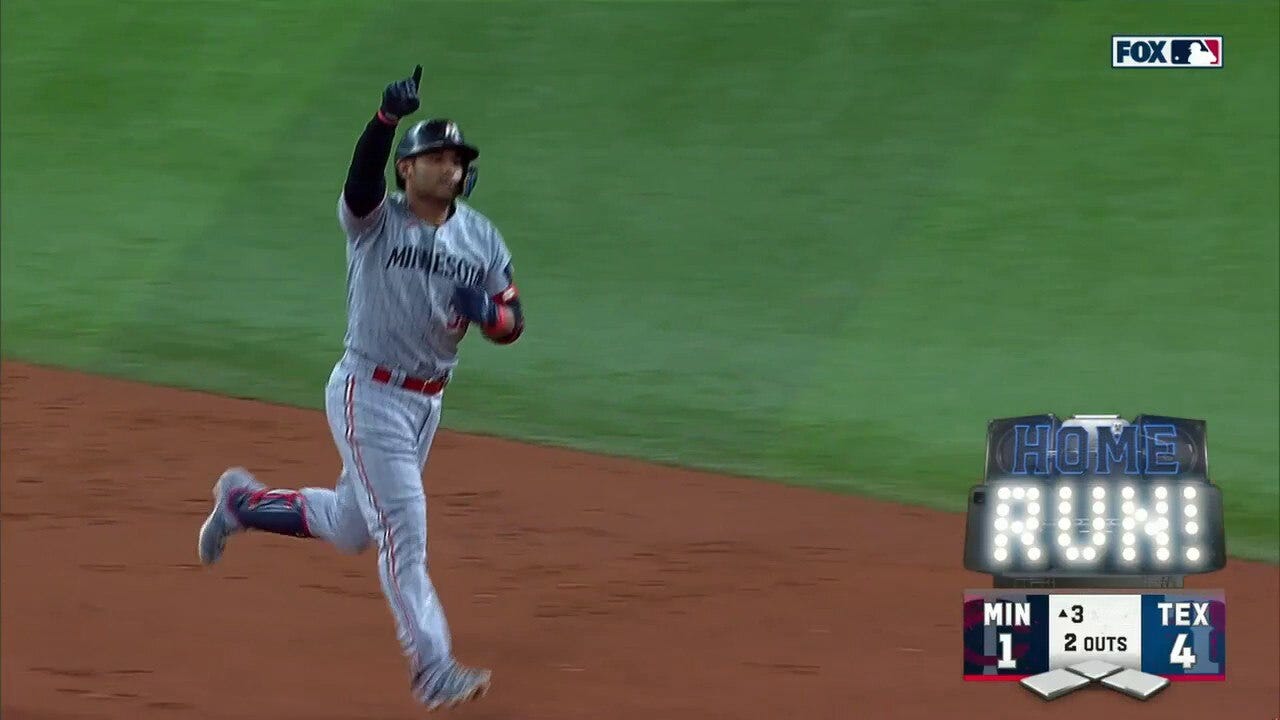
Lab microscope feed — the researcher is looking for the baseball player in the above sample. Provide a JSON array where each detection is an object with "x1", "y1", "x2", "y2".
[{"x1": 196, "y1": 65, "x2": 522, "y2": 711}]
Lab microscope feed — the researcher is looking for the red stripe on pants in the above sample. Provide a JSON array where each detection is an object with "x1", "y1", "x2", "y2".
[{"x1": 345, "y1": 375, "x2": 415, "y2": 654}]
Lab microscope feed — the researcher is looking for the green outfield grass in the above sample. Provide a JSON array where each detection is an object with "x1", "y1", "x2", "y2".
[{"x1": 3, "y1": 1, "x2": 1276, "y2": 561}]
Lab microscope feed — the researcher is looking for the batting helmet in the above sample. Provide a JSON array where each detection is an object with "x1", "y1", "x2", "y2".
[{"x1": 394, "y1": 119, "x2": 480, "y2": 197}]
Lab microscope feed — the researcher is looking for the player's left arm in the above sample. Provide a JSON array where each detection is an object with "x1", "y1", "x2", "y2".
[
  {"x1": 482, "y1": 285, "x2": 524, "y2": 345},
  {"x1": 480, "y1": 231, "x2": 523, "y2": 345},
  {"x1": 452, "y1": 252, "x2": 523, "y2": 345},
  {"x1": 451, "y1": 283, "x2": 523, "y2": 345}
]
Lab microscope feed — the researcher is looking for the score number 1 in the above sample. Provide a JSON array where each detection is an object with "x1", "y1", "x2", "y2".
[{"x1": 997, "y1": 634, "x2": 1016, "y2": 669}]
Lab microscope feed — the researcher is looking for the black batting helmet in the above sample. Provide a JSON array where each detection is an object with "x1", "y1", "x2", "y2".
[{"x1": 394, "y1": 119, "x2": 480, "y2": 197}]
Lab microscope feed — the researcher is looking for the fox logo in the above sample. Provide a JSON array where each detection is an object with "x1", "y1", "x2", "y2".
[{"x1": 1113, "y1": 36, "x2": 1222, "y2": 68}]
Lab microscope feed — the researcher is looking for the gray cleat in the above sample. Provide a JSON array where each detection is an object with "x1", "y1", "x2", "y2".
[
  {"x1": 416, "y1": 660, "x2": 492, "y2": 711},
  {"x1": 197, "y1": 467, "x2": 264, "y2": 565}
]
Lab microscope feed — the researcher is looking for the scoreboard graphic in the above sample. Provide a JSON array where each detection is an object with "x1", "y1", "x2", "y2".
[
  {"x1": 963, "y1": 590, "x2": 1227, "y2": 681},
  {"x1": 961, "y1": 413, "x2": 1228, "y2": 701}
]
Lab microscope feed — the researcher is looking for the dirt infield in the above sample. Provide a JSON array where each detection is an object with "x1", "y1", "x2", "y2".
[{"x1": 1, "y1": 361, "x2": 1276, "y2": 719}]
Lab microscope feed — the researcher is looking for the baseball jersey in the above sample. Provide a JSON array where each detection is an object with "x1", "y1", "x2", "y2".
[{"x1": 336, "y1": 191, "x2": 514, "y2": 379}]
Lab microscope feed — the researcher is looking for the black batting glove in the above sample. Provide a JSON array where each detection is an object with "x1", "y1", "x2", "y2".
[
  {"x1": 453, "y1": 285, "x2": 498, "y2": 327},
  {"x1": 379, "y1": 65, "x2": 422, "y2": 123}
]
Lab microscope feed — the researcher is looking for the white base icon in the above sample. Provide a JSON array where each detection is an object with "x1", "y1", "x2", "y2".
[{"x1": 1021, "y1": 660, "x2": 1170, "y2": 701}]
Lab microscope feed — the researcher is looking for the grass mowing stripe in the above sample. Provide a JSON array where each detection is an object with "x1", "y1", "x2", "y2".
[
  {"x1": 64, "y1": 5, "x2": 401, "y2": 393},
  {"x1": 775, "y1": 0, "x2": 1278, "y2": 558},
  {"x1": 774, "y1": 1, "x2": 1056, "y2": 459},
  {"x1": 1, "y1": 2, "x2": 385, "y2": 373}
]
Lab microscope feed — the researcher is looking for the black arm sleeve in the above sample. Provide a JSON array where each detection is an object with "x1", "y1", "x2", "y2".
[{"x1": 343, "y1": 115, "x2": 397, "y2": 218}]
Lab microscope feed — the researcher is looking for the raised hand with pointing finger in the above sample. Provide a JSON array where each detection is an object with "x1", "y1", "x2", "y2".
[{"x1": 379, "y1": 65, "x2": 422, "y2": 124}]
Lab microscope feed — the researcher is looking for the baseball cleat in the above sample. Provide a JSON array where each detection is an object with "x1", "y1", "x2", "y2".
[
  {"x1": 197, "y1": 467, "x2": 264, "y2": 565},
  {"x1": 417, "y1": 660, "x2": 492, "y2": 711}
]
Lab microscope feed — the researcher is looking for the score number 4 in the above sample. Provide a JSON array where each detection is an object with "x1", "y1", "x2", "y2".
[{"x1": 1170, "y1": 633, "x2": 1197, "y2": 669}]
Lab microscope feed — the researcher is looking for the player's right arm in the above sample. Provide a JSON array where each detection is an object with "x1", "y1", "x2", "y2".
[{"x1": 338, "y1": 65, "x2": 422, "y2": 240}]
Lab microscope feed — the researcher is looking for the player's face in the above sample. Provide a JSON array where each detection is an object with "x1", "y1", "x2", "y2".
[{"x1": 404, "y1": 148, "x2": 465, "y2": 201}]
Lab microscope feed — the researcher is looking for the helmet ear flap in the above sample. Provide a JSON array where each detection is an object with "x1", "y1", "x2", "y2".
[{"x1": 460, "y1": 164, "x2": 479, "y2": 198}]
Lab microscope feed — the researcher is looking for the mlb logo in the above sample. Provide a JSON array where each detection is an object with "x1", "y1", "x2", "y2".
[{"x1": 1112, "y1": 36, "x2": 1223, "y2": 68}]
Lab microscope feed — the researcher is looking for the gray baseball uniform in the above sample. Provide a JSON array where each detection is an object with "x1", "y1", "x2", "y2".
[
  {"x1": 298, "y1": 190, "x2": 515, "y2": 679},
  {"x1": 197, "y1": 72, "x2": 506, "y2": 708}
]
